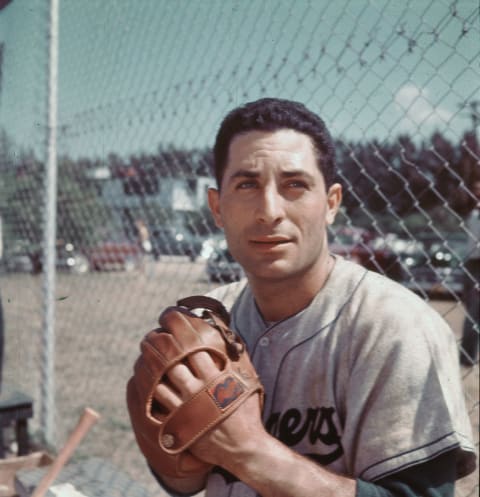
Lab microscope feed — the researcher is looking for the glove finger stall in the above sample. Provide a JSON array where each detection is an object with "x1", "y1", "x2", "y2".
[{"x1": 127, "y1": 377, "x2": 212, "y2": 477}]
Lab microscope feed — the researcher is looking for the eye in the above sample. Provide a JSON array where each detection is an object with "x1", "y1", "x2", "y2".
[
  {"x1": 286, "y1": 180, "x2": 308, "y2": 189},
  {"x1": 236, "y1": 180, "x2": 258, "y2": 190}
]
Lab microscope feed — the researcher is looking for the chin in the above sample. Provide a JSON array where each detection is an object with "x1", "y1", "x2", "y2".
[{"x1": 246, "y1": 262, "x2": 301, "y2": 282}]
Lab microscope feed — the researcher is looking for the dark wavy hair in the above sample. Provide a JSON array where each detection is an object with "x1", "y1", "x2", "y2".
[{"x1": 213, "y1": 98, "x2": 336, "y2": 189}]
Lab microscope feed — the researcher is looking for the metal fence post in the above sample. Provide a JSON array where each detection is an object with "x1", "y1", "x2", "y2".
[{"x1": 41, "y1": 0, "x2": 59, "y2": 447}]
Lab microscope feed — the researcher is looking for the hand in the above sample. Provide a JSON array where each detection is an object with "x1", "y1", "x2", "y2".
[{"x1": 154, "y1": 350, "x2": 265, "y2": 469}]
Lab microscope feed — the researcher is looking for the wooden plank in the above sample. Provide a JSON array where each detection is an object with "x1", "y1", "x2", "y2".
[{"x1": 0, "y1": 452, "x2": 53, "y2": 497}]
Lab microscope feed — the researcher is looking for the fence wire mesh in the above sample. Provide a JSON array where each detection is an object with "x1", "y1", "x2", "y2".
[{"x1": 0, "y1": 0, "x2": 478, "y2": 495}]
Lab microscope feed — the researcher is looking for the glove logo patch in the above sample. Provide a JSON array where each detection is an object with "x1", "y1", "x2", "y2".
[{"x1": 209, "y1": 376, "x2": 244, "y2": 409}]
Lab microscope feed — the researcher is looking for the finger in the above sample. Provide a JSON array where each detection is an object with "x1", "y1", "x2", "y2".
[
  {"x1": 152, "y1": 383, "x2": 182, "y2": 415},
  {"x1": 166, "y1": 362, "x2": 203, "y2": 397},
  {"x1": 187, "y1": 351, "x2": 219, "y2": 381}
]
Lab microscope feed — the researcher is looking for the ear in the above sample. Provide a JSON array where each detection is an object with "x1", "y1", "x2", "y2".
[
  {"x1": 326, "y1": 183, "x2": 342, "y2": 225},
  {"x1": 207, "y1": 187, "x2": 224, "y2": 229}
]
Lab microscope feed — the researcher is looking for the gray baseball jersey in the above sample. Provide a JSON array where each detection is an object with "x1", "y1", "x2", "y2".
[{"x1": 205, "y1": 256, "x2": 476, "y2": 496}]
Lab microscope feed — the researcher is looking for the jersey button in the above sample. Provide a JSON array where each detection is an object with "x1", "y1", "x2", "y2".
[{"x1": 259, "y1": 337, "x2": 269, "y2": 347}]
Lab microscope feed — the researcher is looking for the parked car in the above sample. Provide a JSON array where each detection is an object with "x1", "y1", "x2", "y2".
[
  {"x1": 404, "y1": 234, "x2": 467, "y2": 298},
  {"x1": 206, "y1": 247, "x2": 244, "y2": 283},
  {"x1": 329, "y1": 227, "x2": 403, "y2": 281},
  {"x1": 150, "y1": 227, "x2": 203, "y2": 261},
  {"x1": 370, "y1": 234, "x2": 426, "y2": 283},
  {"x1": 53, "y1": 240, "x2": 89, "y2": 274},
  {"x1": 3, "y1": 240, "x2": 37, "y2": 273},
  {"x1": 199, "y1": 234, "x2": 227, "y2": 260},
  {"x1": 87, "y1": 239, "x2": 143, "y2": 271},
  {"x1": 4, "y1": 239, "x2": 88, "y2": 274}
]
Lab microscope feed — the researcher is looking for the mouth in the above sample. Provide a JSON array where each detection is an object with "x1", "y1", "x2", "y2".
[{"x1": 249, "y1": 237, "x2": 292, "y2": 248}]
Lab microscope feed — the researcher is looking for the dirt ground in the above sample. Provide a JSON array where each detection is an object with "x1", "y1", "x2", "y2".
[{"x1": 1, "y1": 258, "x2": 478, "y2": 496}]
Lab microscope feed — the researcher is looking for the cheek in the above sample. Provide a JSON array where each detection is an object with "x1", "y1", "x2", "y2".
[
  {"x1": 218, "y1": 202, "x2": 244, "y2": 234},
  {"x1": 297, "y1": 206, "x2": 330, "y2": 243},
  {"x1": 220, "y1": 195, "x2": 248, "y2": 219},
  {"x1": 298, "y1": 199, "x2": 328, "y2": 226}
]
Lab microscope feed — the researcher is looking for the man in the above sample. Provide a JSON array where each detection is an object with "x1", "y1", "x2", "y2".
[
  {"x1": 460, "y1": 178, "x2": 480, "y2": 366},
  {"x1": 149, "y1": 98, "x2": 476, "y2": 496}
]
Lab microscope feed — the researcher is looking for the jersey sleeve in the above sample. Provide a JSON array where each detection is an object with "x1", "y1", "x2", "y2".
[
  {"x1": 340, "y1": 273, "x2": 476, "y2": 481},
  {"x1": 356, "y1": 450, "x2": 456, "y2": 497}
]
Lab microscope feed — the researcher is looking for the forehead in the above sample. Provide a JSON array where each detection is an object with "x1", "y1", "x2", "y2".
[{"x1": 226, "y1": 129, "x2": 317, "y2": 170}]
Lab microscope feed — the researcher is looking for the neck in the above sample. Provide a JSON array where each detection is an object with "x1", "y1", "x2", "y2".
[{"x1": 247, "y1": 254, "x2": 335, "y2": 322}]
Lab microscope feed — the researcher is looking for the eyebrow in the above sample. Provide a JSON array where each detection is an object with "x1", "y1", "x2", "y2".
[
  {"x1": 229, "y1": 169, "x2": 260, "y2": 181},
  {"x1": 228, "y1": 168, "x2": 315, "y2": 182},
  {"x1": 280, "y1": 169, "x2": 315, "y2": 181}
]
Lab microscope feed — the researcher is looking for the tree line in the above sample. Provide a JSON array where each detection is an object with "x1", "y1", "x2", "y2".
[{"x1": 0, "y1": 127, "x2": 477, "y2": 252}]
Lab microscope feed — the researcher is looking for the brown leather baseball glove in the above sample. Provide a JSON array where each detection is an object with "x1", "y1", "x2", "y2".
[{"x1": 126, "y1": 295, "x2": 264, "y2": 479}]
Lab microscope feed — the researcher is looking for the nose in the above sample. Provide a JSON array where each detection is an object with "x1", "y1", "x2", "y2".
[{"x1": 255, "y1": 186, "x2": 285, "y2": 225}]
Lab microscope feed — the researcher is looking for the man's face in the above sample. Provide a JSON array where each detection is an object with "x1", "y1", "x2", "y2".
[{"x1": 208, "y1": 129, "x2": 341, "y2": 284}]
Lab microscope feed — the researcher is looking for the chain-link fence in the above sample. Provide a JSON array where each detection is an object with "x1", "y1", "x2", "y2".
[{"x1": 0, "y1": 0, "x2": 478, "y2": 495}]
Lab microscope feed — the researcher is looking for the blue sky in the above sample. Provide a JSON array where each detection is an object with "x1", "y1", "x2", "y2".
[{"x1": 0, "y1": 0, "x2": 478, "y2": 159}]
